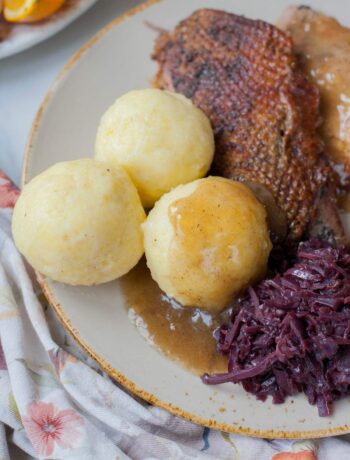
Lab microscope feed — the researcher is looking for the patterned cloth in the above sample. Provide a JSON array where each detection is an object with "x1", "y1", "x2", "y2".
[{"x1": 0, "y1": 170, "x2": 350, "y2": 459}]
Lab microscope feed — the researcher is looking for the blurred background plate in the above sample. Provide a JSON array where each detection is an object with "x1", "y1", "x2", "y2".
[
  {"x1": 0, "y1": 0, "x2": 96, "y2": 59},
  {"x1": 23, "y1": 0, "x2": 350, "y2": 438}
]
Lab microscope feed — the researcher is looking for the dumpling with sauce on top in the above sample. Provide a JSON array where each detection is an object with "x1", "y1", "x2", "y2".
[{"x1": 142, "y1": 177, "x2": 272, "y2": 313}]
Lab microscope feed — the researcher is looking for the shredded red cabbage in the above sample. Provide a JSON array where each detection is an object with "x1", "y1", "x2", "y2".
[{"x1": 202, "y1": 239, "x2": 350, "y2": 416}]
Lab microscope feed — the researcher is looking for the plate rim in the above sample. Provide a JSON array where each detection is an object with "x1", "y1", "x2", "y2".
[{"x1": 21, "y1": 0, "x2": 350, "y2": 439}]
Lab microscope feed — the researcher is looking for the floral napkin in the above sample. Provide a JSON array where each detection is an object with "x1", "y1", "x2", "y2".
[{"x1": 0, "y1": 170, "x2": 349, "y2": 459}]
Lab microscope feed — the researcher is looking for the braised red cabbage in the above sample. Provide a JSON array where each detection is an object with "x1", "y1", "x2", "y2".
[{"x1": 202, "y1": 239, "x2": 350, "y2": 416}]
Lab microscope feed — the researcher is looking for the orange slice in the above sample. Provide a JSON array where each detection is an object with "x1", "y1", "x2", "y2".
[{"x1": 4, "y1": 0, "x2": 65, "y2": 23}]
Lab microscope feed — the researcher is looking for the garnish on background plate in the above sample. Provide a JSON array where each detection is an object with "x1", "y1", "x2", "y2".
[{"x1": 3, "y1": 0, "x2": 65, "y2": 23}]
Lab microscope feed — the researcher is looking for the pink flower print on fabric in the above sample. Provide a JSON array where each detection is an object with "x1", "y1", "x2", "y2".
[
  {"x1": 23, "y1": 401, "x2": 83, "y2": 456},
  {"x1": 0, "y1": 171, "x2": 19, "y2": 208}
]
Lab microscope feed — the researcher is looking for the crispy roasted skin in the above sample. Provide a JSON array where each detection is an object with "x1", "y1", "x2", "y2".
[{"x1": 152, "y1": 9, "x2": 334, "y2": 243}]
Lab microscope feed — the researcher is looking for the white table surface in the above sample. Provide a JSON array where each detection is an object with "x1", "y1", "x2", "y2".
[{"x1": 0, "y1": 0, "x2": 143, "y2": 186}]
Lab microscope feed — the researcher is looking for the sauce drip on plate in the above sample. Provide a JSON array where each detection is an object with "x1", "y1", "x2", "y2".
[{"x1": 121, "y1": 259, "x2": 227, "y2": 375}]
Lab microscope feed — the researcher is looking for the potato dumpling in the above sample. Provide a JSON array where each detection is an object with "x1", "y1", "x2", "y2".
[
  {"x1": 143, "y1": 177, "x2": 272, "y2": 313},
  {"x1": 12, "y1": 159, "x2": 146, "y2": 285},
  {"x1": 95, "y1": 89, "x2": 214, "y2": 208}
]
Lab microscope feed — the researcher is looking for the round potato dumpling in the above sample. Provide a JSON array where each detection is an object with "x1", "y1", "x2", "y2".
[
  {"x1": 95, "y1": 89, "x2": 214, "y2": 208},
  {"x1": 143, "y1": 177, "x2": 272, "y2": 313},
  {"x1": 12, "y1": 159, "x2": 146, "y2": 285}
]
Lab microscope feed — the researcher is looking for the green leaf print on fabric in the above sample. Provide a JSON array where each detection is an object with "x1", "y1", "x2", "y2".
[
  {"x1": 16, "y1": 358, "x2": 61, "y2": 388},
  {"x1": 0, "y1": 285, "x2": 20, "y2": 320},
  {"x1": 221, "y1": 432, "x2": 239, "y2": 460},
  {"x1": 291, "y1": 441, "x2": 318, "y2": 453},
  {"x1": 29, "y1": 370, "x2": 62, "y2": 388},
  {"x1": 8, "y1": 392, "x2": 21, "y2": 423}
]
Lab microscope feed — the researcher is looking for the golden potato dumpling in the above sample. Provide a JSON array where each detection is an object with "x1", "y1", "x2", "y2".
[
  {"x1": 95, "y1": 89, "x2": 214, "y2": 208},
  {"x1": 12, "y1": 159, "x2": 146, "y2": 285},
  {"x1": 143, "y1": 177, "x2": 272, "y2": 313}
]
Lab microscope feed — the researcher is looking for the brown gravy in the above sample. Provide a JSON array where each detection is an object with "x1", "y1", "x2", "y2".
[{"x1": 121, "y1": 259, "x2": 227, "y2": 375}]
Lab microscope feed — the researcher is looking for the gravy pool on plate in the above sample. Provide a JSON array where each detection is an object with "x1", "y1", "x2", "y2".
[{"x1": 121, "y1": 259, "x2": 228, "y2": 375}]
